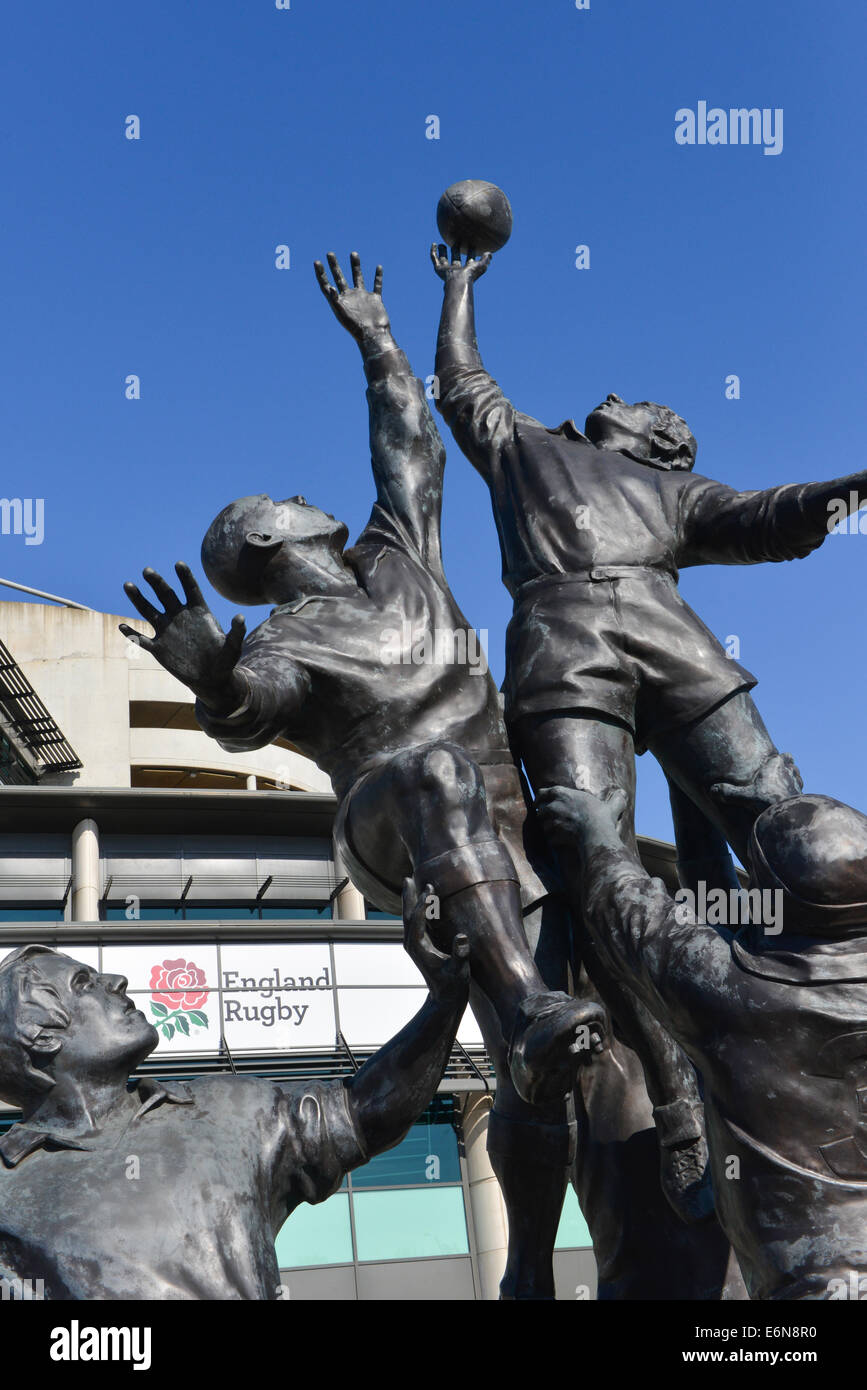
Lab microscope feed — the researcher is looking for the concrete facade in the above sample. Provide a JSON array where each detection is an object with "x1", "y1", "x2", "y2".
[{"x1": 0, "y1": 600, "x2": 331, "y2": 793}]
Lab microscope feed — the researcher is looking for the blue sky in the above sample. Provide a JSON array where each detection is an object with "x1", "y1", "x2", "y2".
[{"x1": 1, "y1": 0, "x2": 865, "y2": 842}]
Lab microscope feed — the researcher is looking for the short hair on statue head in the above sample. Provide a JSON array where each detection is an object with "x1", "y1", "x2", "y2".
[
  {"x1": 638, "y1": 402, "x2": 697, "y2": 469},
  {"x1": 0, "y1": 946, "x2": 69, "y2": 1107},
  {"x1": 200, "y1": 496, "x2": 277, "y2": 607}
]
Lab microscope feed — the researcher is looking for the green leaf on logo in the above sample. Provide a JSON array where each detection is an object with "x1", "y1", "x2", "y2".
[
  {"x1": 176, "y1": 1014, "x2": 190, "y2": 1036},
  {"x1": 161, "y1": 1023, "x2": 175, "y2": 1040},
  {"x1": 151, "y1": 1001, "x2": 168, "y2": 1017},
  {"x1": 189, "y1": 1010, "x2": 208, "y2": 1028}
]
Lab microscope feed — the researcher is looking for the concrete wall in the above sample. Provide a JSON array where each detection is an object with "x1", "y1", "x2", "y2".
[{"x1": 0, "y1": 601, "x2": 330, "y2": 793}]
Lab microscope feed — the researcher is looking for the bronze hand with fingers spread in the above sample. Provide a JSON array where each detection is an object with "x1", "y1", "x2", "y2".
[{"x1": 121, "y1": 562, "x2": 247, "y2": 713}]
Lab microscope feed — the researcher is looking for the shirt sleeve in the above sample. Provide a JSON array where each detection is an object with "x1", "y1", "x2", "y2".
[
  {"x1": 273, "y1": 1080, "x2": 368, "y2": 1212},
  {"x1": 676, "y1": 474, "x2": 829, "y2": 568},
  {"x1": 363, "y1": 346, "x2": 446, "y2": 578},
  {"x1": 436, "y1": 364, "x2": 519, "y2": 484},
  {"x1": 194, "y1": 648, "x2": 311, "y2": 753}
]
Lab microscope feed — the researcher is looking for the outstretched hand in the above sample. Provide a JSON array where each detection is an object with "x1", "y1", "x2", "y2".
[
  {"x1": 120, "y1": 562, "x2": 246, "y2": 709},
  {"x1": 402, "y1": 879, "x2": 470, "y2": 1007},
  {"x1": 314, "y1": 252, "x2": 390, "y2": 343},
  {"x1": 430, "y1": 244, "x2": 492, "y2": 284}
]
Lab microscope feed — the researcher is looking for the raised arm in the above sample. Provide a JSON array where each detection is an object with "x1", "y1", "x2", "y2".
[
  {"x1": 432, "y1": 246, "x2": 491, "y2": 377},
  {"x1": 345, "y1": 881, "x2": 470, "y2": 1157},
  {"x1": 315, "y1": 252, "x2": 446, "y2": 571},
  {"x1": 430, "y1": 248, "x2": 519, "y2": 484},
  {"x1": 678, "y1": 468, "x2": 867, "y2": 568}
]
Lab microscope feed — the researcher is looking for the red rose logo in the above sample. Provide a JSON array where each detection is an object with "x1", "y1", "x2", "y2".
[
  {"x1": 149, "y1": 958, "x2": 208, "y2": 1010},
  {"x1": 148, "y1": 958, "x2": 209, "y2": 1041}
]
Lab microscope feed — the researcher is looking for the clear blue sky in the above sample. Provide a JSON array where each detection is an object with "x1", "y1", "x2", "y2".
[{"x1": 1, "y1": 0, "x2": 865, "y2": 842}]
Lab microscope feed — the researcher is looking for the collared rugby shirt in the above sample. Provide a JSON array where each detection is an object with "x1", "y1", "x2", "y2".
[{"x1": 0, "y1": 1075, "x2": 365, "y2": 1300}]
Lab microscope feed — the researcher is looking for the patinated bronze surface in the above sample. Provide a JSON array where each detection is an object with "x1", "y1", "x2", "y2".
[
  {"x1": 19, "y1": 188, "x2": 859, "y2": 1302},
  {"x1": 430, "y1": 243, "x2": 866, "y2": 868},
  {"x1": 432, "y1": 224, "x2": 867, "y2": 1299},
  {"x1": 0, "y1": 888, "x2": 470, "y2": 1299},
  {"x1": 540, "y1": 785, "x2": 867, "y2": 1300},
  {"x1": 115, "y1": 253, "x2": 733, "y2": 1299}
]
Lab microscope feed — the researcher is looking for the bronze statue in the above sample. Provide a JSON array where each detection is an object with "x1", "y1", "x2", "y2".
[
  {"x1": 430, "y1": 233, "x2": 867, "y2": 1253},
  {"x1": 120, "y1": 254, "x2": 731, "y2": 1298},
  {"x1": 121, "y1": 254, "x2": 605, "y2": 1113},
  {"x1": 541, "y1": 785, "x2": 867, "y2": 1300},
  {"x1": 0, "y1": 885, "x2": 470, "y2": 1299},
  {"x1": 119, "y1": 254, "x2": 615, "y2": 1299},
  {"x1": 430, "y1": 242, "x2": 867, "y2": 870}
]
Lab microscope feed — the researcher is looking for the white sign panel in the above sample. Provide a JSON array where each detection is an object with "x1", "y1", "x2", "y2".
[
  {"x1": 220, "y1": 944, "x2": 336, "y2": 1050},
  {"x1": 332, "y1": 943, "x2": 424, "y2": 987},
  {"x1": 0, "y1": 938, "x2": 488, "y2": 1055},
  {"x1": 337, "y1": 986, "x2": 427, "y2": 1046}
]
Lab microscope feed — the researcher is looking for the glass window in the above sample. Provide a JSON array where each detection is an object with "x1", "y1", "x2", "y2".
[
  {"x1": 259, "y1": 905, "x2": 332, "y2": 919},
  {"x1": 353, "y1": 1187, "x2": 469, "y2": 1262},
  {"x1": 0, "y1": 732, "x2": 37, "y2": 786},
  {"x1": 104, "y1": 907, "x2": 187, "y2": 921},
  {"x1": 103, "y1": 902, "x2": 332, "y2": 921},
  {"x1": 554, "y1": 1185, "x2": 592, "y2": 1250},
  {"x1": 350, "y1": 1108, "x2": 461, "y2": 1188},
  {"x1": 364, "y1": 901, "x2": 400, "y2": 921},
  {"x1": 275, "y1": 1192, "x2": 353, "y2": 1269},
  {"x1": 0, "y1": 907, "x2": 65, "y2": 921}
]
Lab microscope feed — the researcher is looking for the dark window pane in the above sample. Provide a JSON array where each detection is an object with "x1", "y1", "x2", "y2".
[
  {"x1": 364, "y1": 901, "x2": 400, "y2": 921},
  {"x1": 259, "y1": 905, "x2": 333, "y2": 919},
  {"x1": 103, "y1": 902, "x2": 333, "y2": 921},
  {"x1": 351, "y1": 1100, "x2": 461, "y2": 1187},
  {"x1": 0, "y1": 907, "x2": 65, "y2": 921},
  {"x1": 0, "y1": 732, "x2": 37, "y2": 785},
  {"x1": 103, "y1": 906, "x2": 186, "y2": 921},
  {"x1": 182, "y1": 907, "x2": 261, "y2": 920}
]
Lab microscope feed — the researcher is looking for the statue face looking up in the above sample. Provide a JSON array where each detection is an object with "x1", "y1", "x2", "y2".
[
  {"x1": 584, "y1": 395, "x2": 696, "y2": 471},
  {"x1": 40, "y1": 956, "x2": 158, "y2": 1076},
  {"x1": 263, "y1": 495, "x2": 349, "y2": 547},
  {"x1": 201, "y1": 494, "x2": 351, "y2": 606}
]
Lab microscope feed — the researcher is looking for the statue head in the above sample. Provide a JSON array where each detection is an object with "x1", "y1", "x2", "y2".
[
  {"x1": 749, "y1": 795, "x2": 867, "y2": 937},
  {"x1": 585, "y1": 395, "x2": 697, "y2": 471},
  {"x1": 201, "y1": 494, "x2": 351, "y2": 606},
  {"x1": 0, "y1": 948, "x2": 157, "y2": 1112}
]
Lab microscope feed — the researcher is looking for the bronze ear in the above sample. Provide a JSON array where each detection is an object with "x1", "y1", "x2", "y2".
[{"x1": 244, "y1": 532, "x2": 284, "y2": 555}]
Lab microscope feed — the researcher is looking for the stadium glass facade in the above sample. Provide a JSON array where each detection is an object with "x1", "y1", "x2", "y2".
[{"x1": 274, "y1": 1099, "x2": 592, "y2": 1299}]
